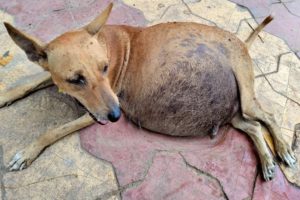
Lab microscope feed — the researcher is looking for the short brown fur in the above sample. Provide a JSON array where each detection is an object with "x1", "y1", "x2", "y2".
[{"x1": 3, "y1": 4, "x2": 296, "y2": 181}]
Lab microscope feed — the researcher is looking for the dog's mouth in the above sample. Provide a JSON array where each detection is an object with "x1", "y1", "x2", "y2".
[
  {"x1": 87, "y1": 111, "x2": 109, "y2": 125},
  {"x1": 75, "y1": 100, "x2": 109, "y2": 125},
  {"x1": 98, "y1": 119, "x2": 108, "y2": 125}
]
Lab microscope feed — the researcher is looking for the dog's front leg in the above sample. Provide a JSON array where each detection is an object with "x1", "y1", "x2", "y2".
[
  {"x1": 8, "y1": 113, "x2": 95, "y2": 171},
  {"x1": 0, "y1": 71, "x2": 52, "y2": 108}
]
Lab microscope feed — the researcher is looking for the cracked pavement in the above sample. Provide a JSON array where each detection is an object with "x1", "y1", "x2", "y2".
[
  {"x1": 1, "y1": 0, "x2": 300, "y2": 199},
  {"x1": 230, "y1": 0, "x2": 300, "y2": 58}
]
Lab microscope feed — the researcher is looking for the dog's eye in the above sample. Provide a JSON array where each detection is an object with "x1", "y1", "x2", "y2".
[
  {"x1": 103, "y1": 65, "x2": 108, "y2": 73},
  {"x1": 66, "y1": 74, "x2": 86, "y2": 86}
]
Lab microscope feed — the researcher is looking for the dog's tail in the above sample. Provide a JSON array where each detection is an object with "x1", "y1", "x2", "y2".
[{"x1": 245, "y1": 15, "x2": 274, "y2": 49}]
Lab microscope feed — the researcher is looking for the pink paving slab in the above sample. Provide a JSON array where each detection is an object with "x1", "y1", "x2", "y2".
[
  {"x1": 80, "y1": 115, "x2": 298, "y2": 199},
  {"x1": 122, "y1": 152, "x2": 227, "y2": 200},
  {"x1": 1, "y1": 0, "x2": 300, "y2": 198},
  {"x1": 0, "y1": 0, "x2": 146, "y2": 42},
  {"x1": 253, "y1": 167, "x2": 300, "y2": 200}
]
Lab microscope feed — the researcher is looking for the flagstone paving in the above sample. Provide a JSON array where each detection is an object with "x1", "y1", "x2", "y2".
[
  {"x1": 230, "y1": 0, "x2": 300, "y2": 58},
  {"x1": 0, "y1": 0, "x2": 300, "y2": 199},
  {"x1": 0, "y1": 1, "x2": 145, "y2": 199}
]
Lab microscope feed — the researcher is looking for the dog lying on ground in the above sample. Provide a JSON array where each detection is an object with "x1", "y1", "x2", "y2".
[{"x1": 2, "y1": 3, "x2": 296, "y2": 181}]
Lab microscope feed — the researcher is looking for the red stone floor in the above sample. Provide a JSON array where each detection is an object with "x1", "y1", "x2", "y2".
[
  {"x1": 1, "y1": 0, "x2": 300, "y2": 199},
  {"x1": 0, "y1": 0, "x2": 146, "y2": 42},
  {"x1": 80, "y1": 116, "x2": 300, "y2": 199}
]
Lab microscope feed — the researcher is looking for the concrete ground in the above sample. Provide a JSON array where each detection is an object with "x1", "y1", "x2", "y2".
[{"x1": 0, "y1": 0, "x2": 300, "y2": 199}]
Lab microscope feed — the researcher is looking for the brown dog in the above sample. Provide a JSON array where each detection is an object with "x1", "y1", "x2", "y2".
[{"x1": 3, "y1": 3, "x2": 296, "y2": 181}]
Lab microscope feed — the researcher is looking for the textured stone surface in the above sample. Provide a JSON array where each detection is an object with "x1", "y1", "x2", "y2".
[
  {"x1": 230, "y1": 0, "x2": 300, "y2": 54},
  {"x1": 286, "y1": 53, "x2": 300, "y2": 104},
  {"x1": 0, "y1": 1, "x2": 146, "y2": 199},
  {"x1": 279, "y1": 124, "x2": 300, "y2": 189},
  {"x1": 0, "y1": 87, "x2": 119, "y2": 200},
  {"x1": 0, "y1": 11, "x2": 43, "y2": 92},
  {"x1": 122, "y1": 152, "x2": 226, "y2": 200},
  {"x1": 285, "y1": 0, "x2": 300, "y2": 17},
  {"x1": 121, "y1": 0, "x2": 300, "y2": 187},
  {"x1": 253, "y1": 167, "x2": 300, "y2": 200},
  {"x1": 81, "y1": 116, "x2": 257, "y2": 200},
  {"x1": 0, "y1": 0, "x2": 146, "y2": 42},
  {"x1": 124, "y1": 0, "x2": 253, "y2": 31},
  {"x1": 123, "y1": 0, "x2": 181, "y2": 23},
  {"x1": 266, "y1": 3, "x2": 300, "y2": 53},
  {"x1": 1, "y1": 0, "x2": 300, "y2": 199},
  {"x1": 234, "y1": 2, "x2": 300, "y2": 188},
  {"x1": 236, "y1": 16, "x2": 300, "y2": 149}
]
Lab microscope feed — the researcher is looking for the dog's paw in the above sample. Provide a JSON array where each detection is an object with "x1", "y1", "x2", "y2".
[
  {"x1": 262, "y1": 157, "x2": 276, "y2": 181},
  {"x1": 276, "y1": 140, "x2": 297, "y2": 168},
  {"x1": 8, "y1": 148, "x2": 40, "y2": 171}
]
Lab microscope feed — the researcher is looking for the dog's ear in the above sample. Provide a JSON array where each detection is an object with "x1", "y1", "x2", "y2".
[
  {"x1": 4, "y1": 22, "x2": 48, "y2": 70},
  {"x1": 85, "y1": 3, "x2": 113, "y2": 35}
]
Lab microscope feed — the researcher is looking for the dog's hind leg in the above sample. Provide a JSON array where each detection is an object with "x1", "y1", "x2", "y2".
[
  {"x1": 233, "y1": 61, "x2": 296, "y2": 168},
  {"x1": 244, "y1": 99, "x2": 296, "y2": 167},
  {"x1": 8, "y1": 113, "x2": 94, "y2": 171},
  {"x1": 231, "y1": 112, "x2": 276, "y2": 181},
  {"x1": 233, "y1": 14, "x2": 296, "y2": 167},
  {"x1": 0, "y1": 71, "x2": 52, "y2": 108}
]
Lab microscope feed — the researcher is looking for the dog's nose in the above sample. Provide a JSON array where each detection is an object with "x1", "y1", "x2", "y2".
[{"x1": 107, "y1": 106, "x2": 121, "y2": 122}]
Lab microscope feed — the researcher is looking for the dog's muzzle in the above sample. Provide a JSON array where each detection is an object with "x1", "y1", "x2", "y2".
[
  {"x1": 75, "y1": 99, "x2": 121, "y2": 124},
  {"x1": 87, "y1": 112, "x2": 108, "y2": 125},
  {"x1": 107, "y1": 106, "x2": 121, "y2": 122},
  {"x1": 88, "y1": 106, "x2": 121, "y2": 125}
]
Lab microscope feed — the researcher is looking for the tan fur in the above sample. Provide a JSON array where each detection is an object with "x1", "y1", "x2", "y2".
[
  {"x1": 245, "y1": 15, "x2": 274, "y2": 48},
  {"x1": 3, "y1": 4, "x2": 296, "y2": 180}
]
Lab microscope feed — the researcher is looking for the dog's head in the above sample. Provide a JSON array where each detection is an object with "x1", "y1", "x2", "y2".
[{"x1": 4, "y1": 3, "x2": 121, "y2": 124}]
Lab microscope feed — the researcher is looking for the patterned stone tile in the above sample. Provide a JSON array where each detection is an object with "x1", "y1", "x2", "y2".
[
  {"x1": 1, "y1": 0, "x2": 300, "y2": 199},
  {"x1": 149, "y1": 3, "x2": 215, "y2": 26},
  {"x1": 281, "y1": 100, "x2": 300, "y2": 132},
  {"x1": 230, "y1": 0, "x2": 300, "y2": 54},
  {"x1": 281, "y1": 125, "x2": 300, "y2": 187},
  {"x1": 81, "y1": 116, "x2": 258, "y2": 200},
  {"x1": 123, "y1": 0, "x2": 300, "y2": 191},
  {"x1": 235, "y1": 14, "x2": 300, "y2": 186},
  {"x1": 0, "y1": 1, "x2": 147, "y2": 198},
  {"x1": 0, "y1": 87, "x2": 119, "y2": 200},
  {"x1": 229, "y1": 0, "x2": 271, "y2": 17},
  {"x1": 69, "y1": 0, "x2": 147, "y2": 28},
  {"x1": 122, "y1": 152, "x2": 226, "y2": 200},
  {"x1": 0, "y1": 0, "x2": 147, "y2": 93},
  {"x1": 236, "y1": 17, "x2": 299, "y2": 125},
  {"x1": 30, "y1": 10, "x2": 77, "y2": 42},
  {"x1": 286, "y1": 53, "x2": 300, "y2": 104},
  {"x1": 253, "y1": 167, "x2": 300, "y2": 200},
  {"x1": 266, "y1": 3, "x2": 300, "y2": 52},
  {"x1": 184, "y1": 0, "x2": 252, "y2": 32},
  {"x1": 0, "y1": 11, "x2": 43, "y2": 92},
  {"x1": 0, "y1": 0, "x2": 147, "y2": 42},
  {"x1": 0, "y1": 0, "x2": 69, "y2": 41},
  {"x1": 236, "y1": 18, "x2": 291, "y2": 73},
  {"x1": 123, "y1": 0, "x2": 182, "y2": 23},
  {"x1": 125, "y1": 0, "x2": 252, "y2": 32}
]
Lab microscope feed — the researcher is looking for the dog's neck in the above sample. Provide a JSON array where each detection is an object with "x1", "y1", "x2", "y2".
[{"x1": 101, "y1": 25, "x2": 139, "y2": 94}]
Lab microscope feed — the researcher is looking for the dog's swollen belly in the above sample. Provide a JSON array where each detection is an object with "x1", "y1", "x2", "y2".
[{"x1": 118, "y1": 23, "x2": 240, "y2": 137}]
